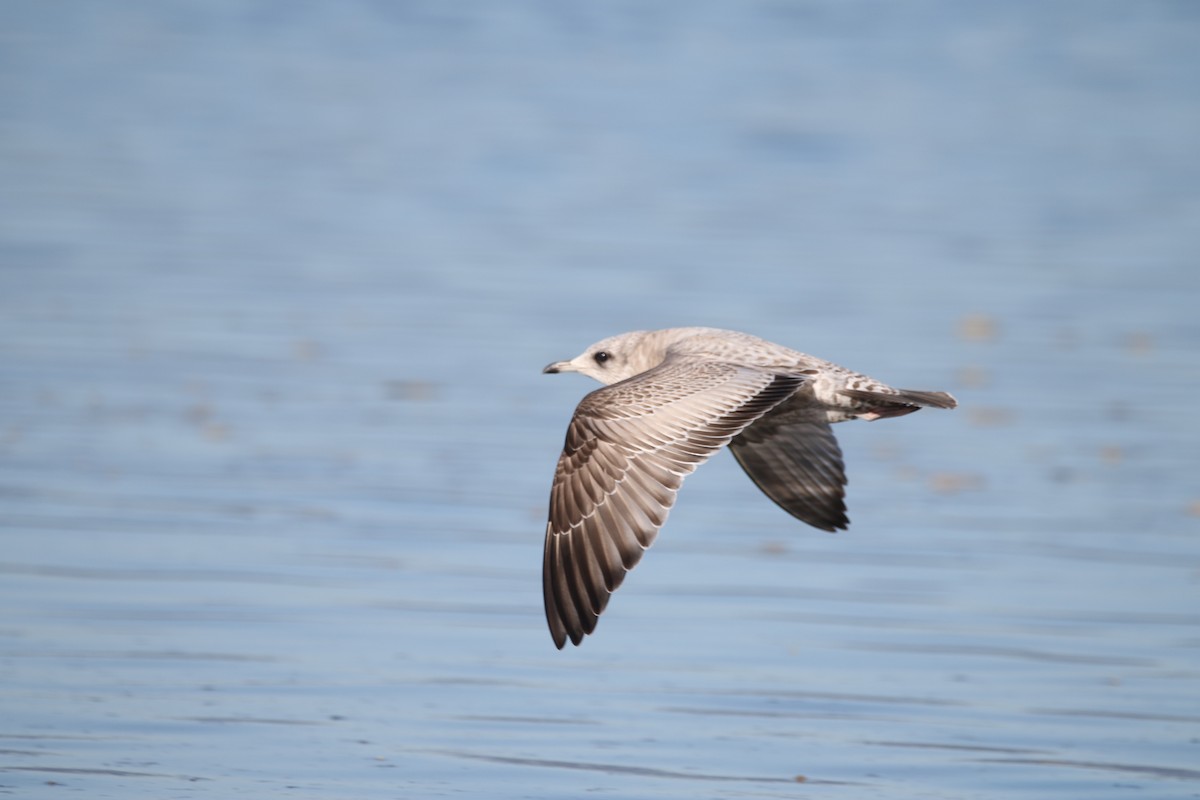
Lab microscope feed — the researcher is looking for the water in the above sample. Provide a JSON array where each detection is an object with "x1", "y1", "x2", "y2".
[{"x1": 2, "y1": 2, "x2": 1198, "y2": 797}]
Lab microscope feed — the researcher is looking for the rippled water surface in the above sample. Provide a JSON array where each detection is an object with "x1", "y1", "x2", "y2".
[{"x1": 2, "y1": 2, "x2": 1198, "y2": 798}]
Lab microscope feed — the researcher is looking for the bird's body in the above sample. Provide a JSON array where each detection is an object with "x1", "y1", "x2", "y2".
[{"x1": 542, "y1": 327, "x2": 956, "y2": 649}]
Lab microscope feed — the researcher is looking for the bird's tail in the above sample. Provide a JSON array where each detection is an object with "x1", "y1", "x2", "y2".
[{"x1": 839, "y1": 388, "x2": 958, "y2": 419}]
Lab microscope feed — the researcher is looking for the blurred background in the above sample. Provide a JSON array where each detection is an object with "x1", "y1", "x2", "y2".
[{"x1": 1, "y1": 2, "x2": 1197, "y2": 798}]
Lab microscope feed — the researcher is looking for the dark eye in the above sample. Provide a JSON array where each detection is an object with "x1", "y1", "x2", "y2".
[{"x1": 593, "y1": 351, "x2": 611, "y2": 365}]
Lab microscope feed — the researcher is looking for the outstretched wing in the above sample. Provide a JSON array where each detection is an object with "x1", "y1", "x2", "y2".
[
  {"x1": 544, "y1": 361, "x2": 805, "y2": 648},
  {"x1": 729, "y1": 408, "x2": 848, "y2": 532}
]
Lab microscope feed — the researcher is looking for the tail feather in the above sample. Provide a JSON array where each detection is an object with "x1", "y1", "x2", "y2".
[{"x1": 840, "y1": 388, "x2": 958, "y2": 410}]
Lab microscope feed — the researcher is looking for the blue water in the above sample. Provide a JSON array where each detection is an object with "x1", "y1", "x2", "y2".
[{"x1": 2, "y1": 2, "x2": 1198, "y2": 798}]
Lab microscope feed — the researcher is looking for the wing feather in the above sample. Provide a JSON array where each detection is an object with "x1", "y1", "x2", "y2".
[
  {"x1": 543, "y1": 360, "x2": 805, "y2": 648},
  {"x1": 729, "y1": 406, "x2": 849, "y2": 532}
]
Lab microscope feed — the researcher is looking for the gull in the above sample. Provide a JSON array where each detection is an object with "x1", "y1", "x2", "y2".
[{"x1": 541, "y1": 327, "x2": 957, "y2": 649}]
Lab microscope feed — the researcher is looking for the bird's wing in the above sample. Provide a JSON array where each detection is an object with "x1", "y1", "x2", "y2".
[
  {"x1": 544, "y1": 360, "x2": 805, "y2": 648},
  {"x1": 729, "y1": 407, "x2": 848, "y2": 532}
]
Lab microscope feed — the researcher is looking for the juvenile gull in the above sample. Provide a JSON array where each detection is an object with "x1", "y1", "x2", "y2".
[{"x1": 541, "y1": 327, "x2": 957, "y2": 649}]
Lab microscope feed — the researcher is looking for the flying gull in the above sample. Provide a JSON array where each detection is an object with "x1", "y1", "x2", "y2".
[{"x1": 542, "y1": 327, "x2": 957, "y2": 648}]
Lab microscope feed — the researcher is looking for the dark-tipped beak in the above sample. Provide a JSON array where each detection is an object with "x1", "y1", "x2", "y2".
[{"x1": 543, "y1": 362, "x2": 562, "y2": 374}]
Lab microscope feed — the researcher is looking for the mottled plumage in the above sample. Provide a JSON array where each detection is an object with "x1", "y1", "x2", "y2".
[{"x1": 542, "y1": 327, "x2": 956, "y2": 648}]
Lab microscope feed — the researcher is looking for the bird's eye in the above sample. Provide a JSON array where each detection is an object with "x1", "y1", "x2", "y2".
[{"x1": 593, "y1": 351, "x2": 611, "y2": 365}]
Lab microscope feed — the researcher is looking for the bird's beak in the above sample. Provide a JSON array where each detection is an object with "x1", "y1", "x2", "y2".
[{"x1": 543, "y1": 360, "x2": 572, "y2": 374}]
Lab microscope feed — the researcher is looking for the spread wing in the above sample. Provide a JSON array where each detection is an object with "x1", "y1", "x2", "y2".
[
  {"x1": 543, "y1": 361, "x2": 805, "y2": 648},
  {"x1": 729, "y1": 407, "x2": 848, "y2": 532}
]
